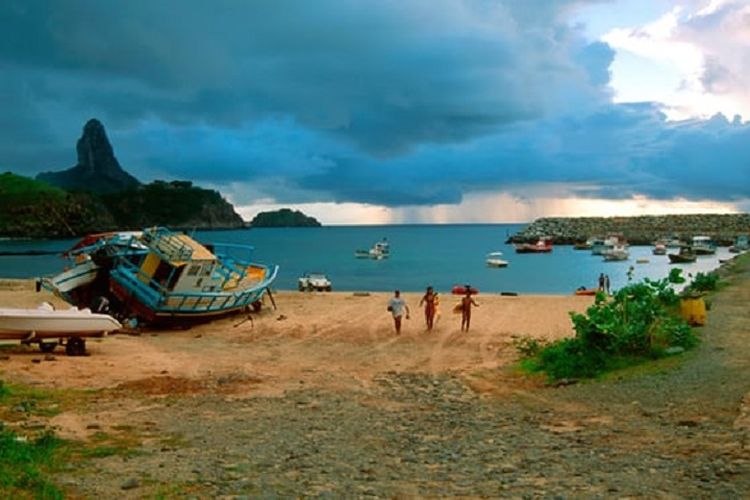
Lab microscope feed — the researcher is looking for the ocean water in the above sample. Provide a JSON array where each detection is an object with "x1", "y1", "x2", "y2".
[{"x1": 0, "y1": 224, "x2": 733, "y2": 295}]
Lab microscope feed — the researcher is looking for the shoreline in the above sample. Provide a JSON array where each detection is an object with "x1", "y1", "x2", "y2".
[{"x1": 0, "y1": 278, "x2": 574, "y2": 298}]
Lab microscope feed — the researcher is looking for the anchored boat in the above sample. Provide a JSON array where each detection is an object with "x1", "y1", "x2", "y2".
[
  {"x1": 485, "y1": 252, "x2": 509, "y2": 268},
  {"x1": 42, "y1": 227, "x2": 278, "y2": 324},
  {"x1": 514, "y1": 237, "x2": 553, "y2": 254},
  {"x1": 691, "y1": 236, "x2": 716, "y2": 255},
  {"x1": 668, "y1": 245, "x2": 697, "y2": 264},
  {"x1": 354, "y1": 238, "x2": 390, "y2": 260}
]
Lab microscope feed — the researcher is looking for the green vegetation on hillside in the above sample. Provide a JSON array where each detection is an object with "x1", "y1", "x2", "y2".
[
  {"x1": 0, "y1": 172, "x2": 115, "y2": 237},
  {"x1": 518, "y1": 268, "x2": 699, "y2": 381},
  {"x1": 102, "y1": 180, "x2": 243, "y2": 229},
  {"x1": 0, "y1": 174, "x2": 244, "y2": 237},
  {"x1": 250, "y1": 208, "x2": 321, "y2": 227}
]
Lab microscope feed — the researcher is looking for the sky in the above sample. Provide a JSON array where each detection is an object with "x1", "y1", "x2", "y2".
[{"x1": 1, "y1": 0, "x2": 749, "y2": 224}]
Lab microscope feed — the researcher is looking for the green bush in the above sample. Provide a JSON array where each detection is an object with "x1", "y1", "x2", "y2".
[
  {"x1": 521, "y1": 268, "x2": 697, "y2": 381},
  {"x1": 686, "y1": 272, "x2": 719, "y2": 293}
]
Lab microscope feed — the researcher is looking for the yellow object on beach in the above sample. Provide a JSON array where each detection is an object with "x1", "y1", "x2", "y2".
[{"x1": 680, "y1": 297, "x2": 706, "y2": 326}]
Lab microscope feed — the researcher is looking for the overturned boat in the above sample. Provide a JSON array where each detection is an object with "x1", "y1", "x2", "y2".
[{"x1": 42, "y1": 227, "x2": 278, "y2": 324}]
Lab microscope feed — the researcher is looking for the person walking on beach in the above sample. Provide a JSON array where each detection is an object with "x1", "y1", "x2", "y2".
[
  {"x1": 418, "y1": 286, "x2": 437, "y2": 331},
  {"x1": 598, "y1": 273, "x2": 606, "y2": 292},
  {"x1": 387, "y1": 290, "x2": 410, "y2": 334},
  {"x1": 604, "y1": 274, "x2": 611, "y2": 295},
  {"x1": 460, "y1": 287, "x2": 479, "y2": 332}
]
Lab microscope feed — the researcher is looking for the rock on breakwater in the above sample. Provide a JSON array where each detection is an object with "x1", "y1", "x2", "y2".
[{"x1": 509, "y1": 214, "x2": 750, "y2": 245}]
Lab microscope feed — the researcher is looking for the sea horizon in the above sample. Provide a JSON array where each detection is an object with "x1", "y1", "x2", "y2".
[{"x1": 0, "y1": 225, "x2": 733, "y2": 295}]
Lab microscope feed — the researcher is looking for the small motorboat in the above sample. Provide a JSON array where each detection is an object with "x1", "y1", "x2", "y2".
[
  {"x1": 729, "y1": 235, "x2": 749, "y2": 253},
  {"x1": 354, "y1": 238, "x2": 390, "y2": 260},
  {"x1": 668, "y1": 246, "x2": 697, "y2": 264},
  {"x1": 691, "y1": 236, "x2": 716, "y2": 255},
  {"x1": 573, "y1": 239, "x2": 593, "y2": 250},
  {"x1": 602, "y1": 244, "x2": 629, "y2": 261},
  {"x1": 591, "y1": 234, "x2": 626, "y2": 256},
  {"x1": 485, "y1": 252, "x2": 509, "y2": 268},
  {"x1": 652, "y1": 243, "x2": 667, "y2": 255},
  {"x1": 515, "y1": 237, "x2": 553, "y2": 253},
  {"x1": 0, "y1": 303, "x2": 120, "y2": 355}
]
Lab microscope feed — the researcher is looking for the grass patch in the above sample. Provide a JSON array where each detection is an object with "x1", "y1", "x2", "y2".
[
  {"x1": 600, "y1": 350, "x2": 695, "y2": 381},
  {"x1": 0, "y1": 425, "x2": 65, "y2": 498},
  {"x1": 69, "y1": 429, "x2": 145, "y2": 461},
  {"x1": 0, "y1": 381, "x2": 87, "y2": 421}
]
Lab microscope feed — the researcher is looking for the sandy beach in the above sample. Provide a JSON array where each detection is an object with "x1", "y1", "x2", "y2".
[
  {"x1": 2, "y1": 257, "x2": 750, "y2": 497},
  {"x1": 0, "y1": 280, "x2": 592, "y2": 398}
]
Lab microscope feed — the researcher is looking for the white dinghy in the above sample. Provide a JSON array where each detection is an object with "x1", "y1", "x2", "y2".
[{"x1": 0, "y1": 303, "x2": 120, "y2": 355}]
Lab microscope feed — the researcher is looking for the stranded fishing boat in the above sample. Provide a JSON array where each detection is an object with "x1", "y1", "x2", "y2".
[{"x1": 42, "y1": 227, "x2": 278, "y2": 324}]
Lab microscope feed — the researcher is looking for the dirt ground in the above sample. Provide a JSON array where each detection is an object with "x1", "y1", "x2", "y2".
[{"x1": 1, "y1": 267, "x2": 750, "y2": 497}]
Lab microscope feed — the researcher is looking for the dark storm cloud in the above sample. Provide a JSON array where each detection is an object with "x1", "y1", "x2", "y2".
[
  {"x1": 0, "y1": 0, "x2": 610, "y2": 162},
  {"x1": 0, "y1": 0, "x2": 748, "y2": 209}
]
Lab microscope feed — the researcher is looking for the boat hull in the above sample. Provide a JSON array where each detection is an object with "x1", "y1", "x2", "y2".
[
  {"x1": 668, "y1": 254, "x2": 697, "y2": 263},
  {"x1": 486, "y1": 260, "x2": 508, "y2": 268},
  {"x1": 0, "y1": 307, "x2": 120, "y2": 340},
  {"x1": 43, "y1": 228, "x2": 280, "y2": 326},
  {"x1": 44, "y1": 259, "x2": 100, "y2": 294},
  {"x1": 603, "y1": 254, "x2": 628, "y2": 261},
  {"x1": 693, "y1": 248, "x2": 716, "y2": 255},
  {"x1": 108, "y1": 266, "x2": 278, "y2": 324},
  {"x1": 515, "y1": 246, "x2": 552, "y2": 254}
]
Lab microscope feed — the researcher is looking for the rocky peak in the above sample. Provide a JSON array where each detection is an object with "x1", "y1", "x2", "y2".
[
  {"x1": 37, "y1": 118, "x2": 140, "y2": 193},
  {"x1": 77, "y1": 119, "x2": 117, "y2": 175}
]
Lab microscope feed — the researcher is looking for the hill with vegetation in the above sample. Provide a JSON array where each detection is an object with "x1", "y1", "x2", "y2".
[
  {"x1": 0, "y1": 172, "x2": 116, "y2": 238},
  {"x1": 1, "y1": 119, "x2": 245, "y2": 237},
  {"x1": 249, "y1": 208, "x2": 321, "y2": 227},
  {"x1": 102, "y1": 181, "x2": 243, "y2": 229}
]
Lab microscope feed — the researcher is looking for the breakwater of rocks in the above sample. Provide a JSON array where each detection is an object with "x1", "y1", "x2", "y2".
[{"x1": 509, "y1": 214, "x2": 750, "y2": 245}]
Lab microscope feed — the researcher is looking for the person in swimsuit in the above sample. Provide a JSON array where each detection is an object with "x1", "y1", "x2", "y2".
[
  {"x1": 418, "y1": 286, "x2": 437, "y2": 331},
  {"x1": 460, "y1": 286, "x2": 479, "y2": 332}
]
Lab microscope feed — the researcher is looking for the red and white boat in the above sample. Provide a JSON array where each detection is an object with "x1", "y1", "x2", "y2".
[{"x1": 515, "y1": 237, "x2": 553, "y2": 254}]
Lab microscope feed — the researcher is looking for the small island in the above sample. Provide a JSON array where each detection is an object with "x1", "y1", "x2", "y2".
[{"x1": 248, "y1": 208, "x2": 322, "y2": 228}]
